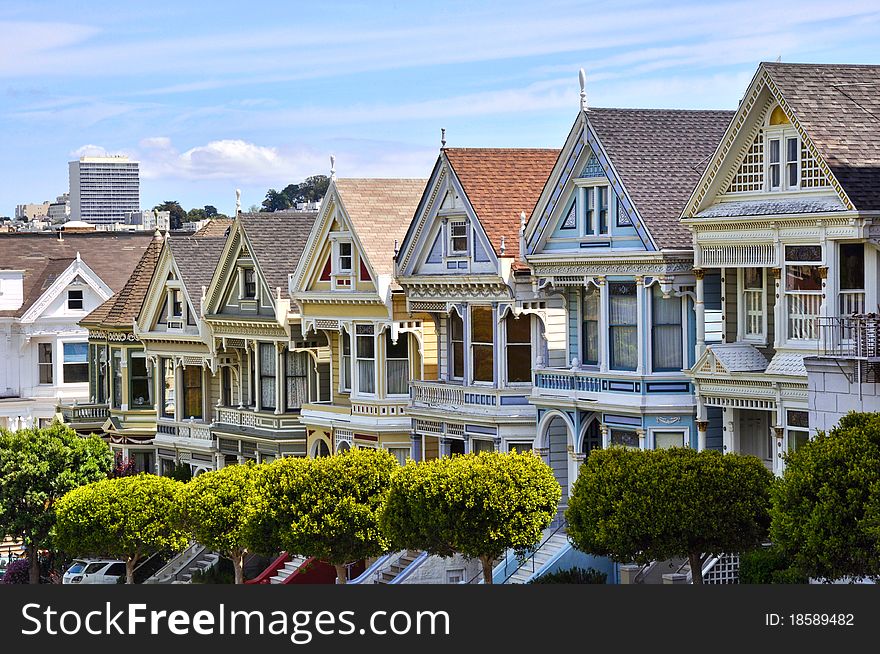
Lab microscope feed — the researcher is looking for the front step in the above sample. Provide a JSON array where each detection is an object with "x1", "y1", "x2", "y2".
[
  {"x1": 269, "y1": 556, "x2": 308, "y2": 584},
  {"x1": 376, "y1": 551, "x2": 420, "y2": 584}
]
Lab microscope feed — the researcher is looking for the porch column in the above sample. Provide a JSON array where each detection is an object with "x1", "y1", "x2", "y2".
[
  {"x1": 600, "y1": 423, "x2": 610, "y2": 449},
  {"x1": 694, "y1": 268, "x2": 706, "y2": 359},
  {"x1": 410, "y1": 433, "x2": 422, "y2": 462},
  {"x1": 175, "y1": 361, "x2": 183, "y2": 421},
  {"x1": 771, "y1": 268, "x2": 783, "y2": 348},
  {"x1": 635, "y1": 276, "x2": 645, "y2": 375},
  {"x1": 637, "y1": 428, "x2": 646, "y2": 451},
  {"x1": 275, "y1": 343, "x2": 284, "y2": 415},
  {"x1": 439, "y1": 437, "x2": 452, "y2": 458},
  {"x1": 696, "y1": 421, "x2": 708, "y2": 452},
  {"x1": 773, "y1": 426, "x2": 785, "y2": 476},
  {"x1": 821, "y1": 235, "x2": 835, "y2": 322},
  {"x1": 597, "y1": 276, "x2": 608, "y2": 373}
]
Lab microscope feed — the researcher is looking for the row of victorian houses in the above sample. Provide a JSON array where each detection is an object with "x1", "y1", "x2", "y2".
[{"x1": 47, "y1": 62, "x2": 879, "y2": 503}]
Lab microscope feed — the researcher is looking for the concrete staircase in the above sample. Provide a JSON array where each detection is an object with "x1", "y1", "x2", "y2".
[
  {"x1": 377, "y1": 550, "x2": 422, "y2": 584},
  {"x1": 146, "y1": 543, "x2": 220, "y2": 584},
  {"x1": 501, "y1": 532, "x2": 569, "y2": 584},
  {"x1": 269, "y1": 555, "x2": 309, "y2": 584}
]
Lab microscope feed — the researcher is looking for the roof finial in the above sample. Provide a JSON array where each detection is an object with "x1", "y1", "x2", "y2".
[
  {"x1": 330, "y1": 154, "x2": 336, "y2": 180},
  {"x1": 775, "y1": 54, "x2": 782, "y2": 63},
  {"x1": 578, "y1": 68, "x2": 588, "y2": 112},
  {"x1": 441, "y1": 128, "x2": 446, "y2": 149},
  {"x1": 235, "y1": 189, "x2": 241, "y2": 215},
  {"x1": 500, "y1": 236, "x2": 506, "y2": 255},
  {"x1": 393, "y1": 239, "x2": 399, "y2": 257},
  {"x1": 520, "y1": 210, "x2": 527, "y2": 234}
]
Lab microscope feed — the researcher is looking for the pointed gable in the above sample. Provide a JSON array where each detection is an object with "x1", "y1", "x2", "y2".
[
  {"x1": 166, "y1": 236, "x2": 227, "y2": 316},
  {"x1": 444, "y1": 148, "x2": 559, "y2": 263},
  {"x1": 238, "y1": 210, "x2": 319, "y2": 297}
]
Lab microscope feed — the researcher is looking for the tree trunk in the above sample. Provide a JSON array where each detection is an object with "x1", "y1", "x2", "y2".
[
  {"x1": 232, "y1": 550, "x2": 245, "y2": 585},
  {"x1": 28, "y1": 543, "x2": 40, "y2": 585},
  {"x1": 335, "y1": 564, "x2": 348, "y2": 585},
  {"x1": 126, "y1": 555, "x2": 139, "y2": 585},
  {"x1": 689, "y1": 551, "x2": 703, "y2": 585},
  {"x1": 480, "y1": 555, "x2": 493, "y2": 584}
]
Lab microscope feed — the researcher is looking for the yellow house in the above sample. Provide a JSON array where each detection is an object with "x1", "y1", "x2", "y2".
[{"x1": 290, "y1": 178, "x2": 436, "y2": 461}]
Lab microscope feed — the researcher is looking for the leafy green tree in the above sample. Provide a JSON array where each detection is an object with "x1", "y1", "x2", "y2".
[
  {"x1": 260, "y1": 175, "x2": 329, "y2": 212},
  {"x1": 186, "y1": 207, "x2": 207, "y2": 222},
  {"x1": 380, "y1": 451, "x2": 561, "y2": 584},
  {"x1": 0, "y1": 424, "x2": 111, "y2": 584},
  {"x1": 178, "y1": 465, "x2": 257, "y2": 584},
  {"x1": 771, "y1": 412, "x2": 880, "y2": 582},
  {"x1": 153, "y1": 200, "x2": 186, "y2": 230},
  {"x1": 204, "y1": 205, "x2": 219, "y2": 218},
  {"x1": 55, "y1": 474, "x2": 188, "y2": 583},
  {"x1": 567, "y1": 447, "x2": 772, "y2": 584},
  {"x1": 246, "y1": 448, "x2": 396, "y2": 583}
]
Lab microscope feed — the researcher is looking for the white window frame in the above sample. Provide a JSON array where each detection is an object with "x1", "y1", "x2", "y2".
[
  {"x1": 737, "y1": 268, "x2": 768, "y2": 345},
  {"x1": 353, "y1": 324, "x2": 376, "y2": 397},
  {"x1": 385, "y1": 331, "x2": 410, "y2": 397},
  {"x1": 783, "y1": 244, "x2": 823, "y2": 342},
  {"x1": 61, "y1": 340, "x2": 89, "y2": 385},
  {"x1": 339, "y1": 329, "x2": 352, "y2": 393},
  {"x1": 503, "y1": 312, "x2": 532, "y2": 386},
  {"x1": 647, "y1": 285, "x2": 686, "y2": 374},
  {"x1": 469, "y1": 305, "x2": 495, "y2": 386},
  {"x1": 449, "y1": 311, "x2": 465, "y2": 382},
  {"x1": 448, "y1": 220, "x2": 469, "y2": 256},
  {"x1": 572, "y1": 181, "x2": 614, "y2": 236},
  {"x1": 650, "y1": 427, "x2": 690, "y2": 450},
  {"x1": 336, "y1": 241, "x2": 353, "y2": 273},
  {"x1": 67, "y1": 288, "x2": 84, "y2": 311},
  {"x1": 785, "y1": 410, "x2": 810, "y2": 453},
  {"x1": 240, "y1": 267, "x2": 257, "y2": 300},
  {"x1": 765, "y1": 126, "x2": 800, "y2": 192},
  {"x1": 37, "y1": 342, "x2": 53, "y2": 385},
  {"x1": 384, "y1": 443, "x2": 411, "y2": 466}
]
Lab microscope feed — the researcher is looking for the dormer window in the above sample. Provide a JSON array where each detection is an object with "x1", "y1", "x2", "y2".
[
  {"x1": 170, "y1": 289, "x2": 183, "y2": 318},
  {"x1": 449, "y1": 221, "x2": 468, "y2": 255},
  {"x1": 765, "y1": 106, "x2": 800, "y2": 192},
  {"x1": 67, "y1": 289, "x2": 83, "y2": 310},
  {"x1": 338, "y1": 242, "x2": 353, "y2": 273},
  {"x1": 243, "y1": 268, "x2": 257, "y2": 299}
]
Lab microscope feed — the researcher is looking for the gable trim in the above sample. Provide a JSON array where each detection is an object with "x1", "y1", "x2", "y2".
[{"x1": 20, "y1": 258, "x2": 113, "y2": 324}]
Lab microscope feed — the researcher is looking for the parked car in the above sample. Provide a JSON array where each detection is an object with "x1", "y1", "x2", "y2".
[{"x1": 62, "y1": 559, "x2": 127, "y2": 584}]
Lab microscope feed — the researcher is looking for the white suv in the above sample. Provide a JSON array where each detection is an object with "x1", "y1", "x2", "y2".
[{"x1": 63, "y1": 559, "x2": 127, "y2": 584}]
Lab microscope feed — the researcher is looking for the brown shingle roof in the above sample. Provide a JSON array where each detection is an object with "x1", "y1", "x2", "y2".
[
  {"x1": 334, "y1": 179, "x2": 428, "y2": 278},
  {"x1": 762, "y1": 62, "x2": 880, "y2": 211},
  {"x1": 167, "y1": 236, "x2": 227, "y2": 314},
  {"x1": 238, "y1": 210, "x2": 319, "y2": 297},
  {"x1": 0, "y1": 232, "x2": 154, "y2": 318},
  {"x1": 445, "y1": 148, "x2": 559, "y2": 264},
  {"x1": 81, "y1": 235, "x2": 162, "y2": 327},
  {"x1": 587, "y1": 108, "x2": 734, "y2": 249},
  {"x1": 193, "y1": 218, "x2": 234, "y2": 237}
]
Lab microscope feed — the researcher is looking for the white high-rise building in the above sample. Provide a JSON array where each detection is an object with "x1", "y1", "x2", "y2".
[{"x1": 69, "y1": 156, "x2": 140, "y2": 225}]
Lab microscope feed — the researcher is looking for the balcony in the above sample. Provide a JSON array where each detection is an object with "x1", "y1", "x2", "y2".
[
  {"x1": 213, "y1": 406, "x2": 304, "y2": 436},
  {"x1": 409, "y1": 380, "x2": 533, "y2": 417},
  {"x1": 156, "y1": 419, "x2": 213, "y2": 442},
  {"x1": 818, "y1": 315, "x2": 880, "y2": 360},
  {"x1": 532, "y1": 368, "x2": 693, "y2": 408},
  {"x1": 59, "y1": 402, "x2": 109, "y2": 430}
]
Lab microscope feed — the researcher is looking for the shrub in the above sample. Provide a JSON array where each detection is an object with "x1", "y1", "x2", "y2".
[
  {"x1": 1, "y1": 559, "x2": 31, "y2": 584},
  {"x1": 739, "y1": 547, "x2": 808, "y2": 584},
  {"x1": 529, "y1": 566, "x2": 607, "y2": 584}
]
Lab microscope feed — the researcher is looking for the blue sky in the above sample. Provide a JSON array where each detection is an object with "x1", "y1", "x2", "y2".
[{"x1": 2, "y1": 0, "x2": 879, "y2": 216}]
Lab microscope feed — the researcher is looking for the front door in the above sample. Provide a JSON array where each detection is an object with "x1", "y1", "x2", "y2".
[{"x1": 738, "y1": 410, "x2": 772, "y2": 470}]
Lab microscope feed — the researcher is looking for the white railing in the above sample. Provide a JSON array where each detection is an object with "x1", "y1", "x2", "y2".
[
  {"x1": 156, "y1": 419, "x2": 213, "y2": 441},
  {"x1": 214, "y1": 407, "x2": 303, "y2": 432},
  {"x1": 839, "y1": 291, "x2": 865, "y2": 317},
  {"x1": 702, "y1": 553, "x2": 740, "y2": 584},
  {"x1": 60, "y1": 403, "x2": 109, "y2": 423},
  {"x1": 410, "y1": 381, "x2": 527, "y2": 410},
  {"x1": 787, "y1": 293, "x2": 821, "y2": 340}
]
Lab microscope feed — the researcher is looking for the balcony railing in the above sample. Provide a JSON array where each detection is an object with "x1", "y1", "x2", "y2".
[
  {"x1": 818, "y1": 314, "x2": 880, "y2": 359},
  {"x1": 60, "y1": 403, "x2": 109, "y2": 424},
  {"x1": 788, "y1": 293, "x2": 821, "y2": 340},
  {"x1": 156, "y1": 419, "x2": 213, "y2": 441},
  {"x1": 213, "y1": 406, "x2": 303, "y2": 433},
  {"x1": 409, "y1": 380, "x2": 530, "y2": 412}
]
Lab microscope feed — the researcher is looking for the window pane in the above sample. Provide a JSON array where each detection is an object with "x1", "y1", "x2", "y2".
[
  {"x1": 129, "y1": 353, "x2": 152, "y2": 407},
  {"x1": 386, "y1": 332, "x2": 409, "y2": 359},
  {"x1": 386, "y1": 333, "x2": 409, "y2": 395},
  {"x1": 358, "y1": 360, "x2": 375, "y2": 393},
  {"x1": 450, "y1": 313, "x2": 463, "y2": 340},
  {"x1": 584, "y1": 188, "x2": 593, "y2": 235},
  {"x1": 598, "y1": 186, "x2": 608, "y2": 233},
  {"x1": 610, "y1": 283, "x2": 637, "y2": 371},
  {"x1": 286, "y1": 350, "x2": 309, "y2": 410},
  {"x1": 471, "y1": 307, "x2": 494, "y2": 344},
  {"x1": 785, "y1": 245, "x2": 822, "y2": 262},
  {"x1": 183, "y1": 365, "x2": 202, "y2": 419},
  {"x1": 583, "y1": 286, "x2": 599, "y2": 366},
  {"x1": 652, "y1": 289, "x2": 682, "y2": 371},
  {"x1": 39, "y1": 343, "x2": 53, "y2": 384},
  {"x1": 744, "y1": 268, "x2": 763, "y2": 290},
  {"x1": 63, "y1": 342, "x2": 88, "y2": 363},
  {"x1": 260, "y1": 343, "x2": 275, "y2": 409},
  {"x1": 472, "y1": 344, "x2": 494, "y2": 382},
  {"x1": 161, "y1": 358, "x2": 175, "y2": 417},
  {"x1": 611, "y1": 430, "x2": 639, "y2": 448},
  {"x1": 471, "y1": 439, "x2": 494, "y2": 454},
  {"x1": 655, "y1": 431, "x2": 684, "y2": 449},
  {"x1": 840, "y1": 244, "x2": 865, "y2": 290},
  {"x1": 769, "y1": 139, "x2": 780, "y2": 163},
  {"x1": 786, "y1": 265, "x2": 822, "y2": 291},
  {"x1": 68, "y1": 290, "x2": 83, "y2": 309},
  {"x1": 452, "y1": 342, "x2": 463, "y2": 378},
  {"x1": 357, "y1": 335, "x2": 374, "y2": 358},
  {"x1": 506, "y1": 345, "x2": 531, "y2": 383},
  {"x1": 112, "y1": 350, "x2": 123, "y2": 408}
]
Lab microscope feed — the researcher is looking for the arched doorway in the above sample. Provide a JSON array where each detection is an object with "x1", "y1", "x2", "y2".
[
  {"x1": 581, "y1": 418, "x2": 601, "y2": 459},
  {"x1": 312, "y1": 440, "x2": 330, "y2": 458},
  {"x1": 336, "y1": 441, "x2": 351, "y2": 454},
  {"x1": 543, "y1": 414, "x2": 572, "y2": 503}
]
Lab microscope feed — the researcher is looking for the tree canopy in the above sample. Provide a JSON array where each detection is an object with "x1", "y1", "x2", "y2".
[
  {"x1": 0, "y1": 424, "x2": 111, "y2": 583},
  {"x1": 55, "y1": 474, "x2": 188, "y2": 583},
  {"x1": 380, "y1": 451, "x2": 561, "y2": 583},
  {"x1": 246, "y1": 448, "x2": 396, "y2": 583},
  {"x1": 152, "y1": 200, "x2": 186, "y2": 230},
  {"x1": 178, "y1": 464, "x2": 258, "y2": 583},
  {"x1": 567, "y1": 447, "x2": 773, "y2": 584},
  {"x1": 260, "y1": 176, "x2": 329, "y2": 212},
  {"x1": 771, "y1": 411, "x2": 880, "y2": 582}
]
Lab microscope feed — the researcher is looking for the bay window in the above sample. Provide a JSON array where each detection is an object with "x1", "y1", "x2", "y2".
[
  {"x1": 63, "y1": 342, "x2": 89, "y2": 383},
  {"x1": 340, "y1": 331, "x2": 352, "y2": 392},
  {"x1": 471, "y1": 306, "x2": 494, "y2": 383},
  {"x1": 582, "y1": 286, "x2": 599, "y2": 366},
  {"x1": 111, "y1": 349, "x2": 123, "y2": 408},
  {"x1": 128, "y1": 351, "x2": 153, "y2": 408},
  {"x1": 505, "y1": 314, "x2": 531, "y2": 383},
  {"x1": 450, "y1": 312, "x2": 464, "y2": 380},
  {"x1": 356, "y1": 325, "x2": 375, "y2": 394},
  {"x1": 785, "y1": 245, "x2": 822, "y2": 340},
  {"x1": 651, "y1": 288, "x2": 682, "y2": 372},
  {"x1": 609, "y1": 282, "x2": 638, "y2": 371},
  {"x1": 259, "y1": 343, "x2": 276, "y2": 410},
  {"x1": 839, "y1": 244, "x2": 865, "y2": 316},
  {"x1": 160, "y1": 358, "x2": 175, "y2": 418},
  {"x1": 285, "y1": 350, "x2": 309, "y2": 410},
  {"x1": 386, "y1": 332, "x2": 409, "y2": 396},
  {"x1": 38, "y1": 343, "x2": 53, "y2": 384},
  {"x1": 182, "y1": 365, "x2": 202, "y2": 420}
]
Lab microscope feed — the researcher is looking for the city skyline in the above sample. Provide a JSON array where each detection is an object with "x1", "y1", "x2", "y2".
[{"x1": 2, "y1": 0, "x2": 880, "y2": 216}]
